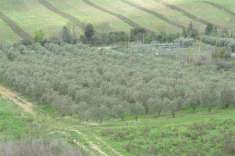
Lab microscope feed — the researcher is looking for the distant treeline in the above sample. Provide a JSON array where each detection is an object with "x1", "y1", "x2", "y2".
[{"x1": 23, "y1": 21, "x2": 234, "y2": 48}]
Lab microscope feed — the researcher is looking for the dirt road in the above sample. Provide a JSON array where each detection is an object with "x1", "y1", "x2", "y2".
[{"x1": 0, "y1": 85, "x2": 35, "y2": 115}]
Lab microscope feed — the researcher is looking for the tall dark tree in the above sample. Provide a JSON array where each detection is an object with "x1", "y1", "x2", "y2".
[
  {"x1": 62, "y1": 26, "x2": 73, "y2": 43},
  {"x1": 205, "y1": 24, "x2": 217, "y2": 35},
  {"x1": 186, "y1": 22, "x2": 198, "y2": 38},
  {"x1": 130, "y1": 27, "x2": 146, "y2": 43},
  {"x1": 84, "y1": 24, "x2": 95, "y2": 42}
]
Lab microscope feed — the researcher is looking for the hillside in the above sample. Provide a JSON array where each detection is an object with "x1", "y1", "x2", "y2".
[
  {"x1": 0, "y1": 34, "x2": 235, "y2": 155},
  {"x1": 0, "y1": 0, "x2": 235, "y2": 43},
  {"x1": 0, "y1": 88, "x2": 235, "y2": 156}
]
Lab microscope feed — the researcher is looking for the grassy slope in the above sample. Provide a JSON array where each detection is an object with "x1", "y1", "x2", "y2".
[
  {"x1": 0, "y1": 19, "x2": 19, "y2": 43},
  {"x1": 0, "y1": 0, "x2": 235, "y2": 42},
  {"x1": 0, "y1": 0, "x2": 68, "y2": 42},
  {"x1": 127, "y1": 0, "x2": 203, "y2": 30},
  {"x1": 0, "y1": 98, "x2": 30, "y2": 139},
  {"x1": 46, "y1": 0, "x2": 132, "y2": 33},
  {"x1": 88, "y1": 109, "x2": 235, "y2": 156},
  {"x1": 88, "y1": 0, "x2": 180, "y2": 32},
  {"x1": 1, "y1": 95, "x2": 235, "y2": 156},
  {"x1": 165, "y1": 0, "x2": 235, "y2": 32}
]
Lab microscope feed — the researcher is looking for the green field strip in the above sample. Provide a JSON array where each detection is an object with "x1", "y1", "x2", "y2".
[
  {"x1": 120, "y1": 0, "x2": 185, "y2": 30},
  {"x1": 81, "y1": 0, "x2": 149, "y2": 30},
  {"x1": 0, "y1": 12, "x2": 33, "y2": 41},
  {"x1": 123, "y1": 0, "x2": 204, "y2": 32},
  {"x1": 204, "y1": 1, "x2": 235, "y2": 18},
  {"x1": 163, "y1": 0, "x2": 230, "y2": 30},
  {"x1": 38, "y1": 0, "x2": 85, "y2": 30},
  {"x1": 47, "y1": 0, "x2": 132, "y2": 33},
  {"x1": 0, "y1": 0, "x2": 69, "y2": 40},
  {"x1": 160, "y1": 1, "x2": 217, "y2": 27},
  {"x1": 0, "y1": 19, "x2": 20, "y2": 43},
  {"x1": 93, "y1": 0, "x2": 182, "y2": 33}
]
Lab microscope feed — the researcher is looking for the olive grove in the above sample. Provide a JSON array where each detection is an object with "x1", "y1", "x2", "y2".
[{"x1": 0, "y1": 43, "x2": 234, "y2": 121}]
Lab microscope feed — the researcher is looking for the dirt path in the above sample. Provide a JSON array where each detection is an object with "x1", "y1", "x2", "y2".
[
  {"x1": 38, "y1": 0, "x2": 85, "y2": 30},
  {"x1": 95, "y1": 136, "x2": 123, "y2": 156},
  {"x1": 160, "y1": 1, "x2": 219, "y2": 28},
  {"x1": 120, "y1": 0, "x2": 185, "y2": 30},
  {"x1": 0, "y1": 12, "x2": 33, "y2": 41},
  {"x1": 0, "y1": 85, "x2": 110, "y2": 156},
  {"x1": 0, "y1": 85, "x2": 35, "y2": 115},
  {"x1": 71, "y1": 130, "x2": 111, "y2": 156},
  {"x1": 203, "y1": 1, "x2": 235, "y2": 18}
]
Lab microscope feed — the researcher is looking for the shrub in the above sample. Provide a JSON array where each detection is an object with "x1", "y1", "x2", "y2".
[
  {"x1": 205, "y1": 24, "x2": 217, "y2": 35},
  {"x1": 201, "y1": 36, "x2": 235, "y2": 52},
  {"x1": 224, "y1": 133, "x2": 235, "y2": 155},
  {"x1": 221, "y1": 84, "x2": 235, "y2": 108},
  {"x1": 34, "y1": 30, "x2": 45, "y2": 43},
  {"x1": 157, "y1": 32, "x2": 179, "y2": 43},
  {"x1": 62, "y1": 26, "x2": 73, "y2": 43},
  {"x1": 6, "y1": 51, "x2": 17, "y2": 61},
  {"x1": 212, "y1": 48, "x2": 231, "y2": 60},
  {"x1": 130, "y1": 27, "x2": 146, "y2": 43},
  {"x1": 100, "y1": 31, "x2": 128, "y2": 45},
  {"x1": 193, "y1": 55, "x2": 210, "y2": 66},
  {"x1": 82, "y1": 23, "x2": 95, "y2": 44},
  {"x1": 174, "y1": 38, "x2": 194, "y2": 47},
  {"x1": 183, "y1": 22, "x2": 198, "y2": 38},
  {"x1": 215, "y1": 60, "x2": 233, "y2": 70}
]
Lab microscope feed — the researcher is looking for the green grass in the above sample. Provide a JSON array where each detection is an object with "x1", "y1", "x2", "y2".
[
  {"x1": 0, "y1": 19, "x2": 19, "y2": 43},
  {"x1": 0, "y1": 98, "x2": 31, "y2": 139},
  {"x1": 0, "y1": 0, "x2": 235, "y2": 43},
  {"x1": 166, "y1": 0, "x2": 235, "y2": 31},
  {"x1": 0, "y1": 0, "x2": 68, "y2": 43},
  {"x1": 0, "y1": 96, "x2": 235, "y2": 155},
  {"x1": 78, "y1": 109, "x2": 235, "y2": 156}
]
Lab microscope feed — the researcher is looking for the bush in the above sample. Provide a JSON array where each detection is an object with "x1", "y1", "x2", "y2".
[
  {"x1": 215, "y1": 60, "x2": 233, "y2": 70},
  {"x1": 34, "y1": 30, "x2": 45, "y2": 43},
  {"x1": 174, "y1": 38, "x2": 194, "y2": 47},
  {"x1": 201, "y1": 36, "x2": 235, "y2": 52},
  {"x1": 62, "y1": 26, "x2": 74, "y2": 44},
  {"x1": 183, "y1": 22, "x2": 198, "y2": 38},
  {"x1": 81, "y1": 24, "x2": 95, "y2": 44},
  {"x1": 130, "y1": 27, "x2": 146, "y2": 43},
  {"x1": 224, "y1": 133, "x2": 235, "y2": 155},
  {"x1": 157, "y1": 32, "x2": 180, "y2": 43},
  {"x1": 205, "y1": 24, "x2": 217, "y2": 35},
  {"x1": 212, "y1": 48, "x2": 231, "y2": 60},
  {"x1": 221, "y1": 84, "x2": 235, "y2": 108}
]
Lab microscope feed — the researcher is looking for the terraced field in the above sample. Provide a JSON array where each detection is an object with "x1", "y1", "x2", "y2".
[{"x1": 0, "y1": 0, "x2": 235, "y2": 43}]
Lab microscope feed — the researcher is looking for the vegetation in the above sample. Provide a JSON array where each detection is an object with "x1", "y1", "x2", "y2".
[
  {"x1": 1, "y1": 0, "x2": 235, "y2": 43},
  {"x1": 1, "y1": 1, "x2": 235, "y2": 155},
  {"x1": 1, "y1": 94, "x2": 234, "y2": 156},
  {"x1": 0, "y1": 43, "x2": 234, "y2": 121},
  {"x1": 0, "y1": 98, "x2": 30, "y2": 139},
  {"x1": 91, "y1": 110, "x2": 235, "y2": 156},
  {"x1": 34, "y1": 30, "x2": 46, "y2": 43},
  {"x1": 0, "y1": 140, "x2": 83, "y2": 156},
  {"x1": 0, "y1": 41, "x2": 234, "y2": 155},
  {"x1": 201, "y1": 36, "x2": 235, "y2": 51},
  {"x1": 205, "y1": 23, "x2": 218, "y2": 35}
]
